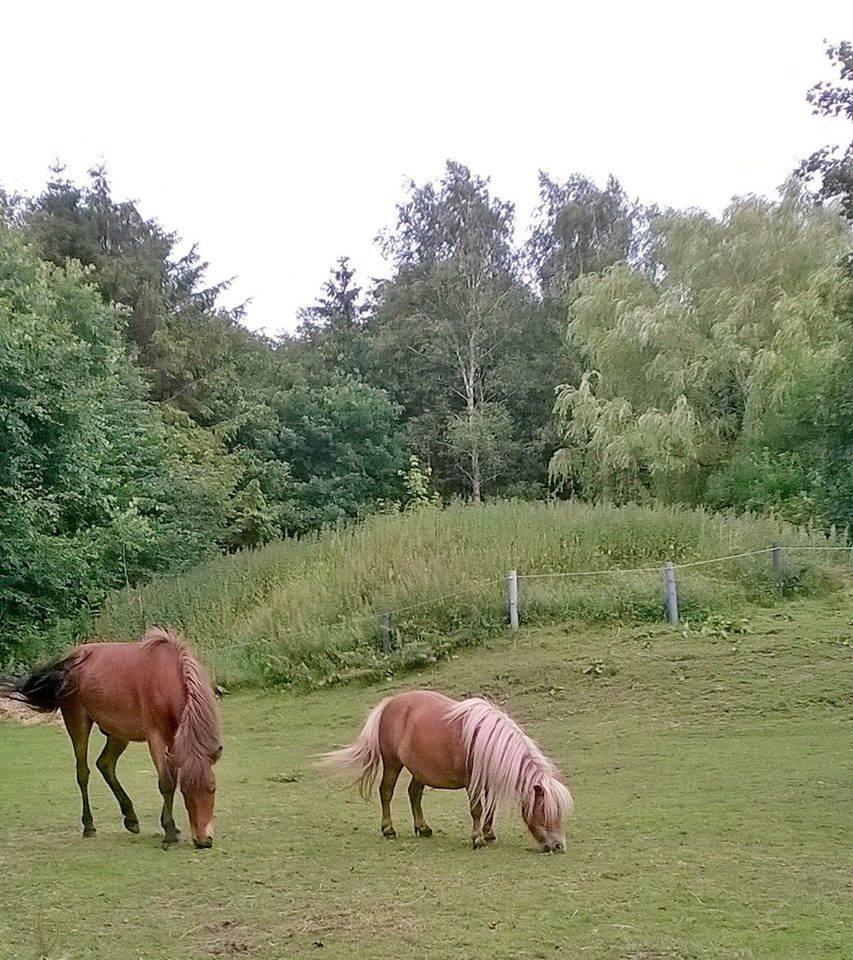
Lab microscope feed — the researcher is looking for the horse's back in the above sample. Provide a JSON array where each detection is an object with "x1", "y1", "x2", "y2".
[
  {"x1": 71, "y1": 640, "x2": 184, "y2": 742},
  {"x1": 380, "y1": 690, "x2": 468, "y2": 789}
]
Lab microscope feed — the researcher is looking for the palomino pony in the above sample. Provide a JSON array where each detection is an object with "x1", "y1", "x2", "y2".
[
  {"x1": 323, "y1": 690, "x2": 572, "y2": 851},
  {"x1": 6, "y1": 629, "x2": 221, "y2": 848}
]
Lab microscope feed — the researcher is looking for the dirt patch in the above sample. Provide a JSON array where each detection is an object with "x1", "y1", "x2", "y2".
[
  {"x1": 202, "y1": 920, "x2": 253, "y2": 957},
  {"x1": 0, "y1": 698, "x2": 61, "y2": 726},
  {"x1": 624, "y1": 951, "x2": 687, "y2": 960},
  {"x1": 288, "y1": 903, "x2": 422, "y2": 938}
]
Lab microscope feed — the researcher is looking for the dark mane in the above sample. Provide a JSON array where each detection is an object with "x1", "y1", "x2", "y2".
[{"x1": 144, "y1": 629, "x2": 221, "y2": 787}]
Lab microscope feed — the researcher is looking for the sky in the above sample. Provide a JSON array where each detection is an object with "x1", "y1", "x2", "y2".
[{"x1": 2, "y1": 0, "x2": 850, "y2": 335}]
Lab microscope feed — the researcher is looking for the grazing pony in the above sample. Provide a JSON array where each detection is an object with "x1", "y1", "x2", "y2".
[
  {"x1": 322, "y1": 690, "x2": 572, "y2": 851},
  {"x1": 5, "y1": 629, "x2": 221, "y2": 848}
]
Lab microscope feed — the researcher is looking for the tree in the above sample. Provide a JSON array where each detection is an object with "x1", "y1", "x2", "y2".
[
  {"x1": 295, "y1": 257, "x2": 369, "y2": 376},
  {"x1": 0, "y1": 224, "x2": 240, "y2": 656},
  {"x1": 373, "y1": 162, "x2": 523, "y2": 501},
  {"x1": 798, "y1": 40, "x2": 853, "y2": 220},
  {"x1": 550, "y1": 191, "x2": 853, "y2": 522},
  {"x1": 16, "y1": 168, "x2": 309, "y2": 546},
  {"x1": 273, "y1": 378, "x2": 404, "y2": 530},
  {"x1": 21, "y1": 166, "x2": 237, "y2": 371},
  {"x1": 527, "y1": 173, "x2": 642, "y2": 299}
]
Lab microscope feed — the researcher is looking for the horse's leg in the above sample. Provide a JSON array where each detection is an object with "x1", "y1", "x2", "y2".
[
  {"x1": 147, "y1": 733, "x2": 180, "y2": 848},
  {"x1": 61, "y1": 705, "x2": 95, "y2": 838},
  {"x1": 483, "y1": 811, "x2": 497, "y2": 844},
  {"x1": 468, "y1": 792, "x2": 487, "y2": 849},
  {"x1": 96, "y1": 735, "x2": 139, "y2": 834},
  {"x1": 408, "y1": 776, "x2": 432, "y2": 837},
  {"x1": 379, "y1": 760, "x2": 401, "y2": 839}
]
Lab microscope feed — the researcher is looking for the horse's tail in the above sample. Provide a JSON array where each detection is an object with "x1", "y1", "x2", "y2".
[
  {"x1": 1, "y1": 651, "x2": 84, "y2": 712},
  {"x1": 163, "y1": 634, "x2": 222, "y2": 787},
  {"x1": 318, "y1": 698, "x2": 390, "y2": 799}
]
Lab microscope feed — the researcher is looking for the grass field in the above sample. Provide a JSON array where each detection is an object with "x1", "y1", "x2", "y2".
[{"x1": 1, "y1": 587, "x2": 850, "y2": 960}]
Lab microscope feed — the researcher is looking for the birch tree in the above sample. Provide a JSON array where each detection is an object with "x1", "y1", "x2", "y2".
[{"x1": 374, "y1": 162, "x2": 522, "y2": 501}]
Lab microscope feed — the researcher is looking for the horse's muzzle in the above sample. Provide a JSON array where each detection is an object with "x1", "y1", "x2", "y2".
[{"x1": 193, "y1": 837, "x2": 214, "y2": 849}]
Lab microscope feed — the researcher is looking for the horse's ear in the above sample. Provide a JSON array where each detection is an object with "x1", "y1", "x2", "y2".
[{"x1": 212, "y1": 745, "x2": 223, "y2": 763}]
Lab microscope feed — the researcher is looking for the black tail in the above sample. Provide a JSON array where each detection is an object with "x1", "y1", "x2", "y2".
[{"x1": 2, "y1": 654, "x2": 79, "y2": 712}]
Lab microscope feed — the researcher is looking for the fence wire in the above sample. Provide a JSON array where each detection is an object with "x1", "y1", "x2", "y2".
[{"x1": 197, "y1": 543, "x2": 850, "y2": 659}]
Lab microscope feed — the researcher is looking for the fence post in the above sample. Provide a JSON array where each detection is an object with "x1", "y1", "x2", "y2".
[
  {"x1": 380, "y1": 612, "x2": 393, "y2": 654},
  {"x1": 771, "y1": 542, "x2": 786, "y2": 588},
  {"x1": 507, "y1": 569, "x2": 519, "y2": 632},
  {"x1": 662, "y1": 561, "x2": 679, "y2": 625}
]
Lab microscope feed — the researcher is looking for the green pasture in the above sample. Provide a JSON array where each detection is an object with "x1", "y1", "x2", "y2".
[{"x1": 1, "y1": 589, "x2": 850, "y2": 959}]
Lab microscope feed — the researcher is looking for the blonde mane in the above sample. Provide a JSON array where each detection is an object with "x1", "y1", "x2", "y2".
[
  {"x1": 445, "y1": 697, "x2": 573, "y2": 823},
  {"x1": 141, "y1": 629, "x2": 221, "y2": 787}
]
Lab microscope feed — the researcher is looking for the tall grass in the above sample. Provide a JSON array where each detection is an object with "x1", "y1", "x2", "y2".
[{"x1": 94, "y1": 501, "x2": 847, "y2": 688}]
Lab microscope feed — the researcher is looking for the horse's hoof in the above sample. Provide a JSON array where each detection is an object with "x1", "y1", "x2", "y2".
[
  {"x1": 162, "y1": 836, "x2": 179, "y2": 850},
  {"x1": 124, "y1": 818, "x2": 140, "y2": 834},
  {"x1": 381, "y1": 827, "x2": 396, "y2": 839},
  {"x1": 82, "y1": 827, "x2": 96, "y2": 838},
  {"x1": 472, "y1": 836, "x2": 487, "y2": 850},
  {"x1": 415, "y1": 826, "x2": 433, "y2": 838},
  {"x1": 484, "y1": 833, "x2": 497, "y2": 844}
]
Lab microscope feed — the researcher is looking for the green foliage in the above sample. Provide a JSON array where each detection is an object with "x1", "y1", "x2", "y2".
[
  {"x1": 0, "y1": 225, "x2": 237, "y2": 658},
  {"x1": 19, "y1": 165, "x2": 236, "y2": 370},
  {"x1": 445, "y1": 402, "x2": 514, "y2": 494},
  {"x1": 94, "y1": 501, "x2": 844, "y2": 689},
  {"x1": 528, "y1": 172, "x2": 643, "y2": 298},
  {"x1": 3, "y1": 119, "x2": 852, "y2": 669},
  {"x1": 551, "y1": 192, "x2": 853, "y2": 522},
  {"x1": 371, "y1": 161, "x2": 524, "y2": 501},
  {"x1": 295, "y1": 257, "x2": 369, "y2": 377},
  {"x1": 274, "y1": 377, "x2": 404, "y2": 530},
  {"x1": 706, "y1": 450, "x2": 821, "y2": 524},
  {"x1": 797, "y1": 40, "x2": 853, "y2": 219},
  {"x1": 7, "y1": 169, "x2": 416, "y2": 557},
  {"x1": 397, "y1": 455, "x2": 441, "y2": 510}
]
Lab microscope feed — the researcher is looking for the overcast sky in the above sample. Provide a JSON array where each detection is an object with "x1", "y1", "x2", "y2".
[{"x1": 2, "y1": 1, "x2": 850, "y2": 334}]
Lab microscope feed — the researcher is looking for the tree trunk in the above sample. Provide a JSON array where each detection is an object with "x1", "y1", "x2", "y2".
[
  {"x1": 470, "y1": 443, "x2": 481, "y2": 503},
  {"x1": 466, "y1": 333, "x2": 481, "y2": 503}
]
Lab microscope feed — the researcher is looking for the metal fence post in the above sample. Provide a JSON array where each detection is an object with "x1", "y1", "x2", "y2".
[
  {"x1": 662, "y1": 561, "x2": 679, "y2": 625},
  {"x1": 507, "y1": 569, "x2": 519, "y2": 631}
]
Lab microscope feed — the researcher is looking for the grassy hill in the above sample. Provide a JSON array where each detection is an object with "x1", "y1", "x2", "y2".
[
  {"x1": 1, "y1": 588, "x2": 850, "y2": 959},
  {"x1": 91, "y1": 502, "x2": 847, "y2": 688}
]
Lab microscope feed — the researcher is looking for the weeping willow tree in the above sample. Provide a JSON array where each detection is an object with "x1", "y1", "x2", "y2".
[{"x1": 550, "y1": 190, "x2": 853, "y2": 524}]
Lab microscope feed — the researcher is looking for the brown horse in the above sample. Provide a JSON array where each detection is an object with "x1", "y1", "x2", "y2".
[
  {"x1": 322, "y1": 690, "x2": 572, "y2": 852},
  {"x1": 6, "y1": 629, "x2": 221, "y2": 848}
]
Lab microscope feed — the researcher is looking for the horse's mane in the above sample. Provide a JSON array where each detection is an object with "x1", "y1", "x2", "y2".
[
  {"x1": 445, "y1": 697, "x2": 573, "y2": 823},
  {"x1": 142, "y1": 629, "x2": 221, "y2": 787}
]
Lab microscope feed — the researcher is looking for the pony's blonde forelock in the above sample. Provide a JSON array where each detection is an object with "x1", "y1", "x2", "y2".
[{"x1": 446, "y1": 697, "x2": 572, "y2": 823}]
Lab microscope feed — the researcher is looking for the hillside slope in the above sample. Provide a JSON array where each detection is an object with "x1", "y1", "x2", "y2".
[{"x1": 93, "y1": 502, "x2": 847, "y2": 687}]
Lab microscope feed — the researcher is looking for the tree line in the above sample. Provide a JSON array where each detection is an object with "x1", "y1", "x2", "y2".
[{"x1": 0, "y1": 41, "x2": 850, "y2": 656}]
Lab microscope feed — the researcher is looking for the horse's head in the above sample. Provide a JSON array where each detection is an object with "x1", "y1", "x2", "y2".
[
  {"x1": 523, "y1": 780, "x2": 571, "y2": 853},
  {"x1": 181, "y1": 745, "x2": 222, "y2": 848}
]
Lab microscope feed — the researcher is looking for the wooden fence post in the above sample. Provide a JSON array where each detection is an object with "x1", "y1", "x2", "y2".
[
  {"x1": 662, "y1": 561, "x2": 679, "y2": 625},
  {"x1": 380, "y1": 612, "x2": 393, "y2": 654},
  {"x1": 771, "y1": 542, "x2": 786, "y2": 588},
  {"x1": 507, "y1": 569, "x2": 519, "y2": 632}
]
